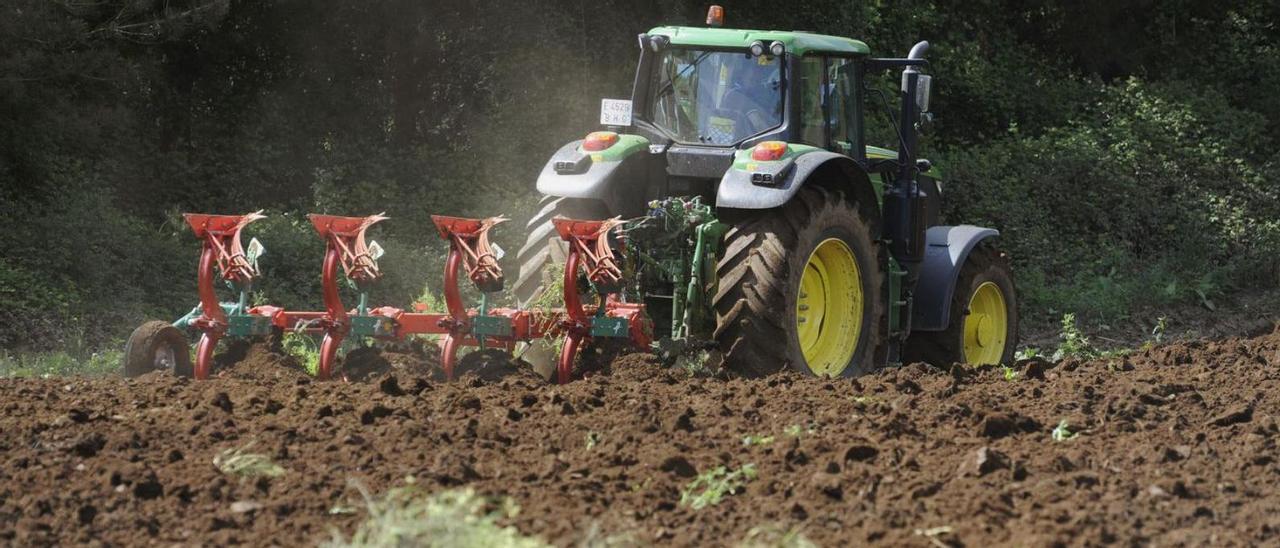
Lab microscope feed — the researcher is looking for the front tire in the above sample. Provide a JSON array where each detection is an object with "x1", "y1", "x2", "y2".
[
  {"x1": 712, "y1": 186, "x2": 884, "y2": 377},
  {"x1": 123, "y1": 321, "x2": 193, "y2": 377},
  {"x1": 904, "y1": 246, "x2": 1018, "y2": 366}
]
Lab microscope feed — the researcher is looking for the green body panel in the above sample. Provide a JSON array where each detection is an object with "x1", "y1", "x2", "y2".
[
  {"x1": 472, "y1": 315, "x2": 514, "y2": 338},
  {"x1": 649, "y1": 26, "x2": 870, "y2": 56},
  {"x1": 579, "y1": 134, "x2": 650, "y2": 162}
]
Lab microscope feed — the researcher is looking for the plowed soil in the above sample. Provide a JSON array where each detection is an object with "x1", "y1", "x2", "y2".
[{"x1": 3, "y1": 325, "x2": 1280, "y2": 547}]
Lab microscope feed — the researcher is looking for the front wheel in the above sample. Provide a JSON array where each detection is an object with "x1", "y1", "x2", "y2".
[
  {"x1": 713, "y1": 186, "x2": 885, "y2": 377},
  {"x1": 904, "y1": 246, "x2": 1019, "y2": 366}
]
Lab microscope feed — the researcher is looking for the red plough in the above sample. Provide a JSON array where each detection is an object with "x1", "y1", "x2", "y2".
[{"x1": 145, "y1": 211, "x2": 652, "y2": 383}]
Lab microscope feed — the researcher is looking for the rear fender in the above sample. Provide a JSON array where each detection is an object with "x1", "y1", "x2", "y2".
[
  {"x1": 716, "y1": 150, "x2": 880, "y2": 215},
  {"x1": 911, "y1": 225, "x2": 1000, "y2": 331},
  {"x1": 536, "y1": 136, "x2": 650, "y2": 212}
]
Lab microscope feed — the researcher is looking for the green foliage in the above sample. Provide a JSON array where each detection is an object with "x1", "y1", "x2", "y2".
[
  {"x1": 326, "y1": 481, "x2": 547, "y2": 548},
  {"x1": 0, "y1": 348, "x2": 122, "y2": 378},
  {"x1": 680, "y1": 464, "x2": 758, "y2": 510},
  {"x1": 281, "y1": 331, "x2": 321, "y2": 376},
  {"x1": 1052, "y1": 313, "x2": 1096, "y2": 360}
]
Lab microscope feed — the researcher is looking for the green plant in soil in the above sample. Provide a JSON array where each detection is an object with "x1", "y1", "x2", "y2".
[
  {"x1": 680, "y1": 464, "x2": 758, "y2": 510},
  {"x1": 742, "y1": 434, "x2": 775, "y2": 447},
  {"x1": 214, "y1": 442, "x2": 285, "y2": 479},
  {"x1": 1000, "y1": 365, "x2": 1019, "y2": 381},
  {"x1": 324, "y1": 480, "x2": 547, "y2": 548},
  {"x1": 1051, "y1": 420, "x2": 1078, "y2": 442},
  {"x1": 281, "y1": 330, "x2": 320, "y2": 375}
]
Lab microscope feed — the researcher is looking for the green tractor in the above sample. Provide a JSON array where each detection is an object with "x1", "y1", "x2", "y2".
[{"x1": 515, "y1": 7, "x2": 1017, "y2": 376}]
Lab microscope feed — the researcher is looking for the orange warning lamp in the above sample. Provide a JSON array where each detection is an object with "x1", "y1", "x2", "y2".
[{"x1": 706, "y1": 5, "x2": 724, "y2": 27}]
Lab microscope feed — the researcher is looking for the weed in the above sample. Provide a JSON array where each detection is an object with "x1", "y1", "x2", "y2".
[
  {"x1": 1051, "y1": 420, "x2": 1078, "y2": 442},
  {"x1": 1052, "y1": 313, "x2": 1097, "y2": 360},
  {"x1": 739, "y1": 524, "x2": 817, "y2": 548},
  {"x1": 674, "y1": 348, "x2": 715, "y2": 375},
  {"x1": 680, "y1": 464, "x2": 757, "y2": 510},
  {"x1": 1014, "y1": 347, "x2": 1042, "y2": 360},
  {"x1": 784, "y1": 424, "x2": 817, "y2": 438},
  {"x1": 1000, "y1": 365, "x2": 1019, "y2": 381},
  {"x1": 281, "y1": 330, "x2": 320, "y2": 375},
  {"x1": 214, "y1": 442, "x2": 285, "y2": 479},
  {"x1": 324, "y1": 479, "x2": 547, "y2": 548},
  {"x1": 1152, "y1": 316, "x2": 1169, "y2": 344},
  {"x1": 741, "y1": 434, "x2": 775, "y2": 447},
  {"x1": 585, "y1": 431, "x2": 600, "y2": 451}
]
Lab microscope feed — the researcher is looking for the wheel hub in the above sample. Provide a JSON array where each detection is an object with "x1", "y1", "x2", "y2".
[
  {"x1": 795, "y1": 238, "x2": 862, "y2": 376},
  {"x1": 963, "y1": 281, "x2": 1008, "y2": 364}
]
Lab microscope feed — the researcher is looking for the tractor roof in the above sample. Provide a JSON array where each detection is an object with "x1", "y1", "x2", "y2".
[{"x1": 648, "y1": 26, "x2": 870, "y2": 56}]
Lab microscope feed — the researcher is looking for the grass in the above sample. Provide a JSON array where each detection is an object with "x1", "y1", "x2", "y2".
[
  {"x1": 213, "y1": 442, "x2": 286, "y2": 479},
  {"x1": 324, "y1": 480, "x2": 547, "y2": 548},
  {"x1": 0, "y1": 348, "x2": 122, "y2": 377},
  {"x1": 680, "y1": 464, "x2": 757, "y2": 510}
]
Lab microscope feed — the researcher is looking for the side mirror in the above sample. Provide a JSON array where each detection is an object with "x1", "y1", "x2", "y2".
[{"x1": 902, "y1": 73, "x2": 932, "y2": 115}]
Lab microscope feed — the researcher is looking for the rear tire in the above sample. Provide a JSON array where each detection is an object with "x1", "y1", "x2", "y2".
[
  {"x1": 713, "y1": 186, "x2": 884, "y2": 377},
  {"x1": 903, "y1": 246, "x2": 1018, "y2": 366},
  {"x1": 123, "y1": 321, "x2": 193, "y2": 377}
]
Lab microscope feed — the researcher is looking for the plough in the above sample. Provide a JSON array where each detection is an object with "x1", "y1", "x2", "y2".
[{"x1": 124, "y1": 211, "x2": 652, "y2": 384}]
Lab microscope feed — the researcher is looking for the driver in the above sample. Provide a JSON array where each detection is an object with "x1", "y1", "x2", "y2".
[{"x1": 723, "y1": 55, "x2": 781, "y2": 135}]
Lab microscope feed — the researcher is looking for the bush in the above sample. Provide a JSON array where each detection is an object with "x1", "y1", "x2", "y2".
[{"x1": 941, "y1": 79, "x2": 1280, "y2": 323}]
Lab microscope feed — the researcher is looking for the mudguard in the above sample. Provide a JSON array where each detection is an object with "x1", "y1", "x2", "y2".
[
  {"x1": 717, "y1": 150, "x2": 874, "y2": 210},
  {"x1": 911, "y1": 225, "x2": 1000, "y2": 331},
  {"x1": 536, "y1": 137, "x2": 649, "y2": 208}
]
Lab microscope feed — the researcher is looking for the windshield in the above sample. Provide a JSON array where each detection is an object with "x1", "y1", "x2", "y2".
[{"x1": 647, "y1": 49, "x2": 784, "y2": 145}]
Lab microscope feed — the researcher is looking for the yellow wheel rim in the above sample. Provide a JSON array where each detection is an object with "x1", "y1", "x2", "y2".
[
  {"x1": 963, "y1": 281, "x2": 1009, "y2": 365},
  {"x1": 796, "y1": 238, "x2": 863, "y2": 376}
]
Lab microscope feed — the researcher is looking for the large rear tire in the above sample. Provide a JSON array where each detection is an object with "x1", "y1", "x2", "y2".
[
  {"x1": 713, "y1": 186, "x2": 884, "y2": 377},
  {"x1": 512, "y1": 196, "x2": 611, "y2": 378},
  {"x1": 903, "y1": 246, "x2": 1018, "y2": 366},
  {"x1": 123, "y1": 321, "x2": 193, "y2": 377}
]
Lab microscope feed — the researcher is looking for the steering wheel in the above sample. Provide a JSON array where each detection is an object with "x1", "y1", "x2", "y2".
[{"x1": 722, "y1": 88, "x2": 768, "y2": 135}]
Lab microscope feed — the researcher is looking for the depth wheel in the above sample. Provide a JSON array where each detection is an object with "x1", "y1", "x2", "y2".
[
  {"x1": 123, "y1": 321, "x2": 193, "y2": 377},
  {"x1": 713, "y1": 186, "x2": 885, "y2": 377},
  {"x1": 904, "y1": 246, "x2": 1018, "y2": 365}
]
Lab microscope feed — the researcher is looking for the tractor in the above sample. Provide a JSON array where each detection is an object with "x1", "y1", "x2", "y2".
[
  {"x1": 122, "y1": 6, "x2": 1017, "y2": 382},
  {"x1": 512, "y1": 6, "x2": 1018, "y2": 377}
]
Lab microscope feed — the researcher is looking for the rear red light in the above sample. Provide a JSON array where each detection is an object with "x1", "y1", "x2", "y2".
[
  {"x1": 751, "y1": 141, "x2": 788, "y2": 161},
  {"x1": 582, "y1": 131, "x2": 619, "y2": 152}
]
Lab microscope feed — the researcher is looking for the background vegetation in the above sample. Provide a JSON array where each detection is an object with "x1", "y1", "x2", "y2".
[{"x1": 3, "y1": 0, "x2": 1278, "y2": 355}]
